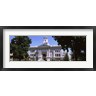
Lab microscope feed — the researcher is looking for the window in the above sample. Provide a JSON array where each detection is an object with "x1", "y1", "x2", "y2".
[
  {"x1": 30, "y1": 54, "x2": 33, "y2": 56},
  {"x1": 55, "y1": 50, "x2": 60, "y2": 52},
  {"x1": 55, "y1": 54, "x2": 60, "y2": 57}
]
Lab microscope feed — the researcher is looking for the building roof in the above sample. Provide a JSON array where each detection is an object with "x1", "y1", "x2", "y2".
[
  {"x1": 38, "y1": 43, "x2": 50, "y2": 48},
  {"x1": 29, "y1": 36, "x2": 62, "y2": 49}
]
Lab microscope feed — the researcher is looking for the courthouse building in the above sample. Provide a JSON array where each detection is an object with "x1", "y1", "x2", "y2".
[{"x1": 28, "y1": 37, "x2": 73, "y2": 61}]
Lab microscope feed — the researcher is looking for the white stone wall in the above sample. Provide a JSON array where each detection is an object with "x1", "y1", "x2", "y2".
[{"x1": 28, "y1": 46, "x2": 73, "y2": 61}]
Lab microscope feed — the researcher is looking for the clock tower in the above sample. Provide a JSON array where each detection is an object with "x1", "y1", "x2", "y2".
[{"x1": 43, "y1": 37, "x2": 49, "y2": 45}]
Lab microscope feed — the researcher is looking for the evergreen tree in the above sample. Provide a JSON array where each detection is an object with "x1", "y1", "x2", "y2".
[
  {"x1": 64, "y1": 53, "x2": 69, "y2": 61},
  {"x1": 10, "y1": 36, "x2": 32, "y2": 61}
]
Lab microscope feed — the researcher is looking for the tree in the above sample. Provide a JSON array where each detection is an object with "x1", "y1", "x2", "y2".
[
  {"x1": 64, "y1": 53, "x2": 69, "y2": 61},
  {"x1": 10, "y1": 36, "x2": 32, "y2": 61},
  {"x1": 52, "y1": 36, "x2": 86, "y2": 61}
]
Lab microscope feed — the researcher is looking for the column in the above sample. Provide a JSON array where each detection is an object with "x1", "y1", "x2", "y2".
[
  {"x1": 38, "y1": 50, "x2": 42, "y2": 61},
  {"x1": 47, "y1": 49, "x2": 50, "y2": 61},
  {"x1": 48, "y1": 49, "x2": 50, "y2": 57},
  {"x1": 53, "y1": 50, "x2": 55, "y2": 61},
  {"x1": 53, "y1": 50, "x2": 55, "y2": 57},
  {"x1": 60, "y1": 49, "x2": 63, "y2": 60}
]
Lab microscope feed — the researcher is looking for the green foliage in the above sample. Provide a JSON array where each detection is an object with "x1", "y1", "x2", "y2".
[
  {"x1": 64, "y1": 53, "x2": 69, "y2": 61},
  {"x1": 10, "y1": 36, "x2": 32, "y2": 61},
  {"x1": 52, "y1": 36, "x2": 86, "y2": 61}
]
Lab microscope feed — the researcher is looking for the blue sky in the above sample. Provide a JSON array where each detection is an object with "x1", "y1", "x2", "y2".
[{"x1": 10, "y1": 36, "x2": 58, "y2": 46}]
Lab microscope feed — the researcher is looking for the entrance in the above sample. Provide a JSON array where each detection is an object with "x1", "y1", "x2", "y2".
[{"x1": 42, "y1": 53, "x2": 47, "y2": 61}]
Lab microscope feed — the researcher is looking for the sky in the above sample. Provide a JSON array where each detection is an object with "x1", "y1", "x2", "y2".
[{"x1": 10, "y1": 36, "x2": 58, "y2": 46}]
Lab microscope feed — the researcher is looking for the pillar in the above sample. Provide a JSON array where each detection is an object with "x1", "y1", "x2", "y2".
[
  {"x1": 47, "y1": 49, "x2": 50, "y2": 61},
  {"x1": 38, "y1": 50, "x2": 42, "y2": 61}
]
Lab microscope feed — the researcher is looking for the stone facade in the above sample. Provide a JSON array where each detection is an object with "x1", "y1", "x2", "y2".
[{"x1": 28, "y1": 37, "x2": 73, "y2": 61}]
